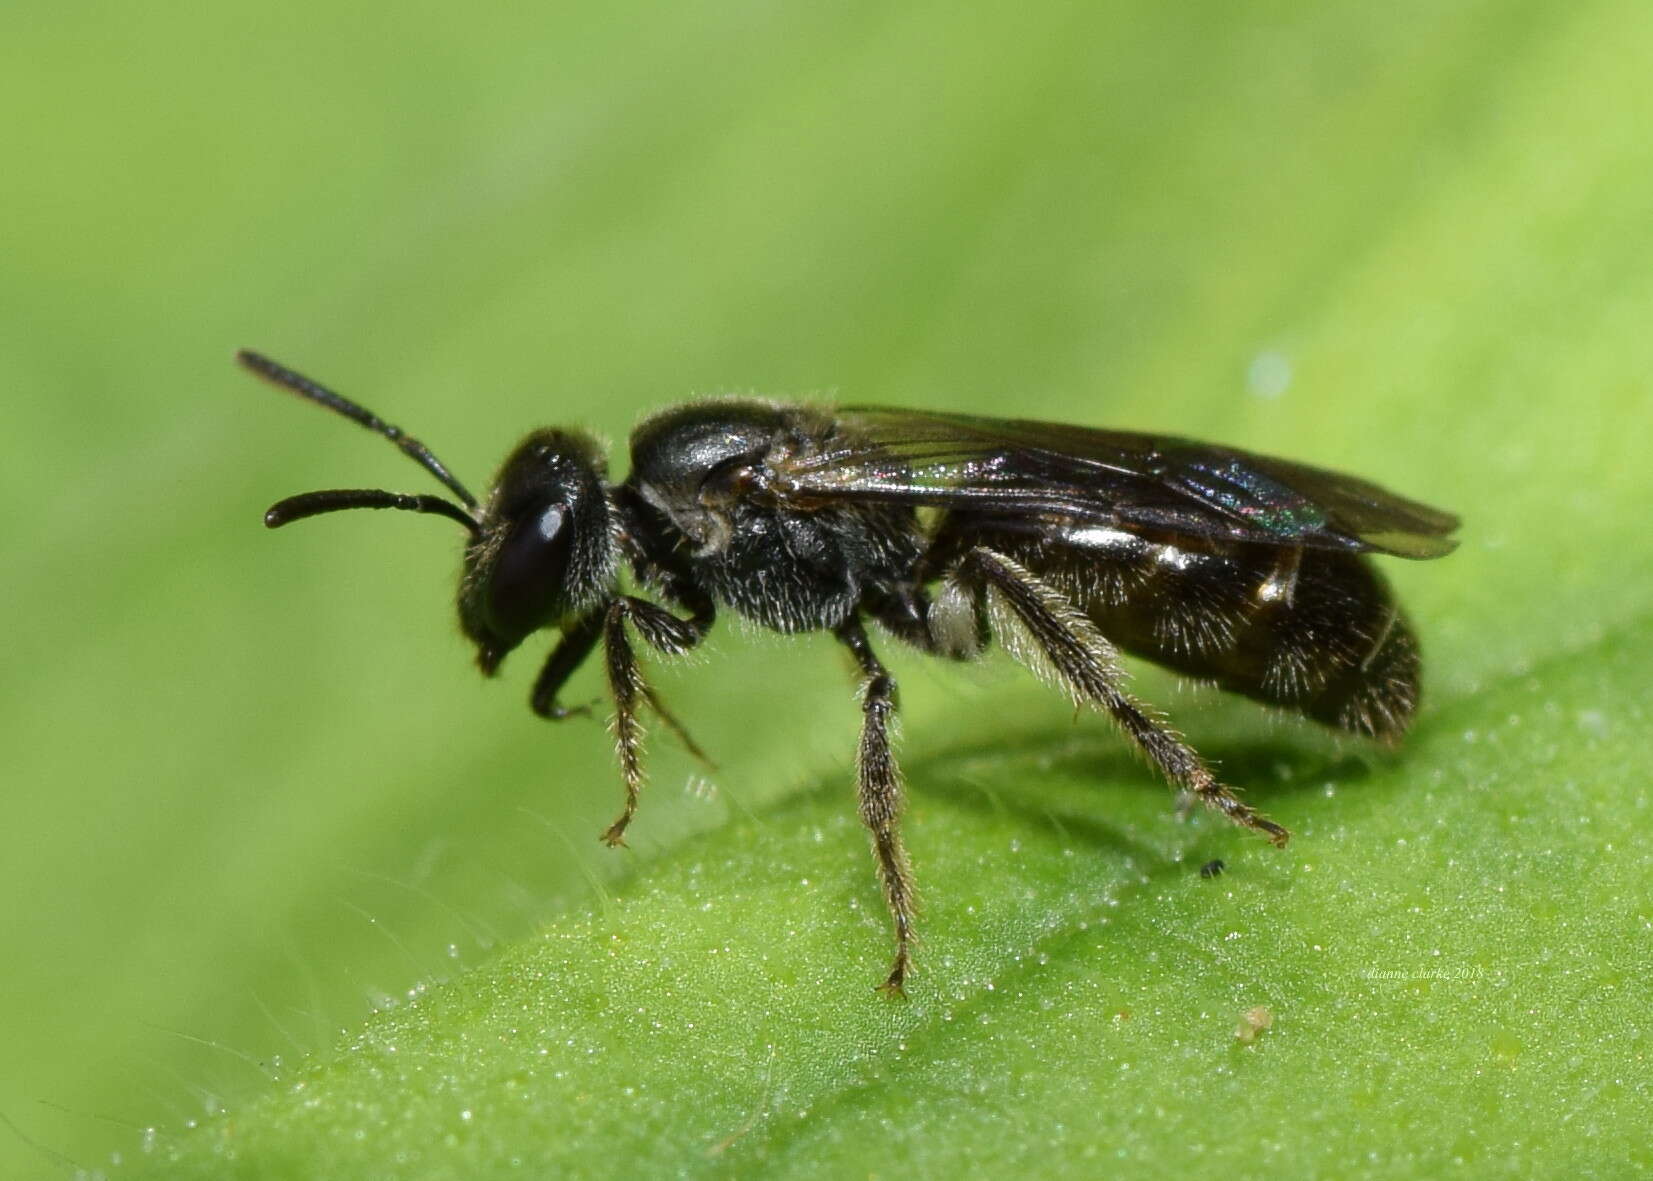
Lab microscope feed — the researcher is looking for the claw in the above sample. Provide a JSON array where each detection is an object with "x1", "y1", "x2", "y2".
[
  {"x1": 876, "y1": 952, "x2": 911, "y2": 998},
  {"x1": 876, "y1": 972, "x2": 908, "y2": 1000}
]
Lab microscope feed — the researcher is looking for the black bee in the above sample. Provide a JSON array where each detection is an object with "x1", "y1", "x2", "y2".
[{"x1": 240, "y1": 350, "x2": 1458, "y2": 995}]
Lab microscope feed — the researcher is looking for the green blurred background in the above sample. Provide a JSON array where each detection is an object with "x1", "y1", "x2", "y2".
[{"x1": 2, "y1": 0, "x2": 1650, "y2": 1176}]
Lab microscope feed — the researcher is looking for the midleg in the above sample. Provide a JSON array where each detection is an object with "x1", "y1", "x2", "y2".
[
  {"x1": 834, "y1": 615, "x2": 918, "y2": 996},
  {"x1": 962, "y1": 547, "x2": 1289, "y2": 846}
]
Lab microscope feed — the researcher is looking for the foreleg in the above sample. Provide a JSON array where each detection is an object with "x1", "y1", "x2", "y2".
[
  {"x1": 597, "y1": 594, "x2": 718, "y2": 846},
  {"x1": 530, "y1": 613, "x2": 604, "y2": 720}
]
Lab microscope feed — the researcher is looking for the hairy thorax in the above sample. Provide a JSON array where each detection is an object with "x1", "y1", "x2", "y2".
[{"x1": 625, "y1": 398, "x2": 925, "y2": 632}]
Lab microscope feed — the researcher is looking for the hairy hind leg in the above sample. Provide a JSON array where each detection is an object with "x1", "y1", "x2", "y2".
[{"x1": 963, "y1": 547, "x2": 1289, "y2": 846}]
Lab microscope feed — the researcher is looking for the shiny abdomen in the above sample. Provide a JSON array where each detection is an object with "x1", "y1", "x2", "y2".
[{"x1": 955, "y1": 523, "x2": 1420, "y2": 741}]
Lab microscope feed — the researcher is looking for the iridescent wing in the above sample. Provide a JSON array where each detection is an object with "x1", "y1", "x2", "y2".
[{"x1": 772, "y1": 408, "x2": 1459, "y2": 558}]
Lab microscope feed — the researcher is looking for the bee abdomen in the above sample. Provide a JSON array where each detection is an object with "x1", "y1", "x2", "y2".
[
  {"x1": 984, "y1": 529, "x2": 1422, "y2": 742},
  {"x1": 1219, "y1": 549, "x2": 1421, "y2": 741}
]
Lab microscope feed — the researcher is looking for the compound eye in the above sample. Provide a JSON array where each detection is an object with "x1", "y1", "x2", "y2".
[
  {"x1": 486, "y1": 502, "x2": 574, "y2": 639},
  {"x1": 534, "y1": 503, "x2": 567, "y2": 541}
]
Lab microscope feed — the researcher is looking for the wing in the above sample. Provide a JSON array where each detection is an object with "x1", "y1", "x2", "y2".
[{"x1": 772, "y1": 408, "x2": 1459, "y2": 558}]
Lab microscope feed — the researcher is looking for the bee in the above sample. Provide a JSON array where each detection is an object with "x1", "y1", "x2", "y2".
[{"x1": 240, "y1": 350, "x2": 1458, "y2": 995}]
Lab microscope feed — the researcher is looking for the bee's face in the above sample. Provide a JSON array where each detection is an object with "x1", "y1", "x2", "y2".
[{"x1": 458, "y1": 429, "x2": 617, "y2": 674}]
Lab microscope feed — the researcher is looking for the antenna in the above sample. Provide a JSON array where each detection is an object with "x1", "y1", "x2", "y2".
[
  {"x1": 237, "y1": 349, "x2": 479, "y2": 509},
  {"x1": 264, "y1": 488, "x2": 481, "y2": 538}
]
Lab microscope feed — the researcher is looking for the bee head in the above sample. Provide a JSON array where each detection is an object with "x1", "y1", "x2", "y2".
[
  {"x1": 240, "y1": 350, "x2": 617, "y2": 676},
  {"x1": 459, "y1": 430, "x2": 616, "y2": 674}
]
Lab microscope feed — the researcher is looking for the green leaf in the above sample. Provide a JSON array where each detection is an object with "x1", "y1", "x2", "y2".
[{"x1": 140, "y1": 618, "x2": 1652, "y2": 1177}]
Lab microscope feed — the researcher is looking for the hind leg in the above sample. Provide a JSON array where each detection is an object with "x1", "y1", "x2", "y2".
[{"x1": 962, "y1": 547, "x2": 1289, "y2": 846}]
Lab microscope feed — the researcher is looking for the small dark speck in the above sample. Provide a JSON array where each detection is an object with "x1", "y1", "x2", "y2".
[{"x1": 1199, "y1": 859, "x2": 1226, "y2": 879}]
